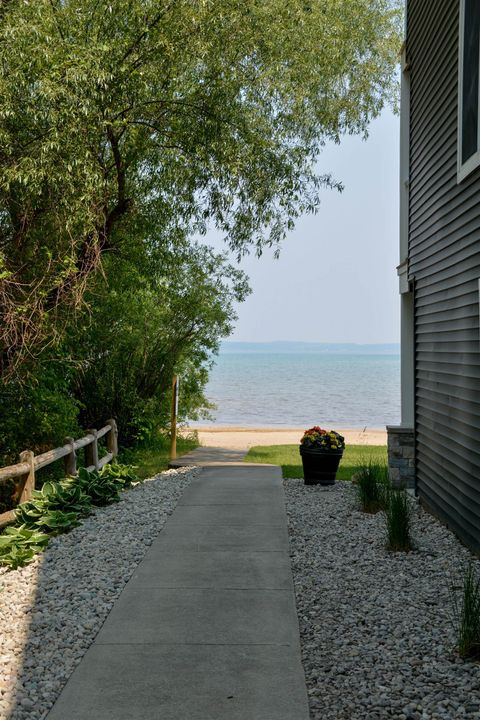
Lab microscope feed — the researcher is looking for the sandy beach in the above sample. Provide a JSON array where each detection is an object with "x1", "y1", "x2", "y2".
[{"x1": 186, "y1": 426, "x2": 387, "y2": 450}]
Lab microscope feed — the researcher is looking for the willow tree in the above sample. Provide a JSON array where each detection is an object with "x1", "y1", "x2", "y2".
[{"x1": 0, "y1": 0, "x2": 402, "y2": 373}]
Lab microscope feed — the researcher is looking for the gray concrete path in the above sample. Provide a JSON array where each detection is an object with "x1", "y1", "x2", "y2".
[
  {"x1": 170, "y1": 445, "x2": 248, "y2": 466},
  {"x1": 46, "y1": 465, "x2": 310, "y2": 720}
]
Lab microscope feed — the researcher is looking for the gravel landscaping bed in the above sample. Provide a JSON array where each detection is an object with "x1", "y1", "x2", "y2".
[
  {"x1": 0, "y1": 466, "x2": 198, "y2": 720},
  {"x1": 284, "y1": 479, "x2": 480, "y2": 720}
]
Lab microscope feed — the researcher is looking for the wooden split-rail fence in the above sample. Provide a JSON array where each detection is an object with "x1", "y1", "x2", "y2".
[{"x1": 0, "y1": 419, "x2": 118, "y2": 530}]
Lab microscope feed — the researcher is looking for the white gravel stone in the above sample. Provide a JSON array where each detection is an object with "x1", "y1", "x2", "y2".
[
  {"x1": 284, "y1": 478, "x2": 480, "y2": 720},
  {"x1": 0, "y1": 465, "x2": 198, "y2": 720}
]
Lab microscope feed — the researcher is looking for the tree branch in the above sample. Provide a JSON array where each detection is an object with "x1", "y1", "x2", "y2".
[{"x1": 121, "y1": 1, "x2": 177, "y2": 64}]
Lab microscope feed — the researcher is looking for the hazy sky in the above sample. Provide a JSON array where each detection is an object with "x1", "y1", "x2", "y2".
[{"x1": 202, "y1": 109, "x2": 400, "y2": 344}]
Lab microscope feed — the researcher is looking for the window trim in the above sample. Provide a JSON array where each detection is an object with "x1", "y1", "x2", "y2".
[{"x1": 458, "y1": 0, "x2": 480, "y2": 182}]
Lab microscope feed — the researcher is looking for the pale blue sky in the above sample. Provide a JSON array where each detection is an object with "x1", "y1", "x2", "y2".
[{"x1": 203, "y1": 109, "x2": 400, "y2": 344}]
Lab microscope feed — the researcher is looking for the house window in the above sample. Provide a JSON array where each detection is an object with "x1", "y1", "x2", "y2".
[{"x1": 458, "y1": 0, "x2": 480, "y2": 181}]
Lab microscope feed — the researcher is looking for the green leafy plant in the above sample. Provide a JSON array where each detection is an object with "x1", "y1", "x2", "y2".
[
  {"x1": 33, "y1": 510, "x2": 81, "y2": 534},
  {"x1": 37, "y1": 481, "x2": 92, "y2": 515},
  {"x1": 355, "y1": 461, "x2": 389, "y2": 513},
  {"x1": 0, "y1": 463, "x2": 140, "y2": 570},
  {"x1": 73, "y1": 464, "x2": 141, "y2": 506},
  {"x1": 98, "y1": 464, "x2": 140, "y2": 488},
  {"x1": 73, "y1": 467, "x2": 120, "y2": 506},
  {"x1": 383, "y1": 486, "x2": 414, "y2": 552},
  {"x1": 451, "y1": 563, "x2": 480, "y2": 659},
  {"x1": 15, "y1": 480, "x2": 91, "y2": 532},
  {"x1": 0, "y1": 527, "x2": 49, "y2": 569}
]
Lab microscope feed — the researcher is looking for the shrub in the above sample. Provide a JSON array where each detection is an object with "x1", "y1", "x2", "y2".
[
  {"x1": 451, "y1": 563, "x2": 480, "y2": 660},
  {"x1": 384, "y1": 486, "x2": 414, "y2": 552},
  {"x1": 0, "y1": 361, "x2": 80, "y2": 467},
  {"x1": 355, "y1": 461, "x2": 389, "y2": 513}
]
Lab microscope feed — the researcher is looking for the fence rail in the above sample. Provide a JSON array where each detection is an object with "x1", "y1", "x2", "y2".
[{"x1": 0, "y1": 419, "x2": 118, "y2": 530}]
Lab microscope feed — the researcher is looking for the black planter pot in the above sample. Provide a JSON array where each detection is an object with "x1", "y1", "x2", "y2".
[{"x1": 299, "y1": 446, "x2": 343, "y2": 485}]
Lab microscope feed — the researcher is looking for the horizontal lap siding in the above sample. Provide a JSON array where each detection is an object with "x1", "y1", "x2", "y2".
[{"x1": 409, "y1": 0, "x2": 480, "y2": 551}]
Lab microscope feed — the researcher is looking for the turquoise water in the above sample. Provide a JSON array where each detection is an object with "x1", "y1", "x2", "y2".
[{"x1": 196, "y1": 352, "x2": 400, "y2": 428}]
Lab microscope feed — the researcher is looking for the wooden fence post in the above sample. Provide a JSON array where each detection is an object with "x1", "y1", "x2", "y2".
[
  {"x1": 85, "y1": 429, "x2": 99, "y2": 470},
  {"x1": 170, "y1": 375, "x2": 179, "y2": 460},
  {"x1": 64, "y1": 437, "x2": 77, "y2": 476},
  {"x1": 18, "y1": 450, "x2": 35, "y2": 504},
  {"x1": 106, "y1": 419, "x2": 118, "y2": 458}
]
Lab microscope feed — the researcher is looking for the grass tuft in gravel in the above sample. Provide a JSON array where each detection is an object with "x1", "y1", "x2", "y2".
[
  {"x1": 354, "y1": 461, "x2": 389, "y2": 513},
  {"x1": 384, "y1": 485, "x2": 414, "y2": 552},
  {"x1": 452, "y1": 562, "x2": 480, "y2": 660}
]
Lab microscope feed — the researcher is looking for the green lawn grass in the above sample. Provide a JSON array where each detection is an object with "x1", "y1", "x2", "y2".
[
  {"x1": 118, "y1": 433, "x2": 199, "y2": 480},
  {"x1": 244, "y1": 444, "x2": 387, "y2": 480}
]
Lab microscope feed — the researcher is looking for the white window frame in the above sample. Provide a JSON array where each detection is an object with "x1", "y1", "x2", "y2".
[{"x1": 458, "y1": 0, "x2": 480, "y2": 182}]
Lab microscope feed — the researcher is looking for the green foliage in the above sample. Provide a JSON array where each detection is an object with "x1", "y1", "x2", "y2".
[
  {"x1": 15, "y1": 480, "x2": 91, "y2": 532},
  {"x1": 119, "y1": 432, "x2": 199, "y2": 480},
  {"x1": 383, "y1": 486, "x2": 414, "y2": 552},
  {"x1": 0, "y1": 0, "x2": 403, "y2": 529},
  {"x1": 244, "y1": 444, "x2": 387, "y2": 481},
  {"x1": 0, "y1": 462, "x2": 140, "y2": 569},
  {"x1": 72, "y1": 242, "x2": 248, "y2": 445},
  {"x1": 0, "y1": 0, "x2": 402, "y2": 370},
  {"x1": 33, "y1": 509, "x2": 81, "y2": 534},
  {"x1": 354, "y1": 461, "x2": 389, "y2": 513},
  {"x1": 0, "y1": 359, "x2": 80, "y2": 466},
  {"x1": 96, "y1": 464, "x2": 139, "y2": 488},
  {"x1": 0, "y1": 527, "x2": 50, "y2": 569},
  {"x1": 451, "y1": 563, "x2": 480, "y2": 660},
  {"x1": 0, "y1": 478, "x2": 17, "y2": 516},
  {"x1": 74, "y1": 464, "x2": 140, "y2": 506}
]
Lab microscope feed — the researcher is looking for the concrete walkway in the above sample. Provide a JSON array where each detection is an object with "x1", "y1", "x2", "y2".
[
  {"x1": 46, "y1": 465, "x2": 310, "y2": 720},
  {"x1": 170, "y1": 445, "x2": 248, "y2": 466}
]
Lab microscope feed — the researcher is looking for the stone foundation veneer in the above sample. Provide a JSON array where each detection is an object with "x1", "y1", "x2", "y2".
[{"x1": 386, "y1": 426, "x2": 416, "y2": 490}]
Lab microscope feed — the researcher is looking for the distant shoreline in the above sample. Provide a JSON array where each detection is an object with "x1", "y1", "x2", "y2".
[{"x1": 218, "y1": 340, "x2": 400, "y2": 356}]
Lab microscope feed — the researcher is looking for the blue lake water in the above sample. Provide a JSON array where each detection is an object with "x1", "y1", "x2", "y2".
[{"x1": 194, "y1": 352, "x2": 400, "y2": 428}]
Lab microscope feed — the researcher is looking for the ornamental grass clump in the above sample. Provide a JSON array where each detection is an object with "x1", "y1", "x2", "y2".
[
  {"x1": 451, "y1": 563, "x2": 480, "y2": 660},
  {"x1": 355, "y1": 461, "x2": 389, "y2": 513},
  {"x1": 384, "y1": 485, "x2": 414, "y2": 552}
]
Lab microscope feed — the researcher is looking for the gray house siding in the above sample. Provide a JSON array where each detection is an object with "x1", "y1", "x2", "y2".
[{"x1": 408, "y1": 0, "x2": 480, "y2": 551}]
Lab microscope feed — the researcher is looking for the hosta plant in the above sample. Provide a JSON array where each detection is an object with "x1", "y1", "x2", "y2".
[
  {"x1": 74, "y1": 467, "x2": 121, "y2": 506},
  {"x1": 73, "y1": 464, "x2": 141, "y2": 506},
  {"x1": 0, "y1": 527, "x2": 50, "y2": 569},
  {"x1": 99, "y1": 463, "x2": 140, "y2": 488},
  {"x1": 1, "y1": 463, "x2": 140, "y2": 570},
  {"x1": 15, "y1": 480, "x2": 92, "y2": 531},
  {"x1": 33, "y1": 510, "x2": 81, "y2": 533}
]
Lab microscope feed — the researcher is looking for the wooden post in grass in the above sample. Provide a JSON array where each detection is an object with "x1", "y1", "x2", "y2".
[
  {"x1": 64, "y1": 437, "x2": 77, "y2": 476},
  {"x1": 170, "y1": 375, "x2": 179, "y2": 460},
  {"x1": 106, "y1": 419, "x2": 118, "y2": 458},
  {"x1": 86, "y1": 429, "x2": 99, "y2": 470},
  {"x1": 18, "y1": 450, "x2": 35, "y2": 504}
]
